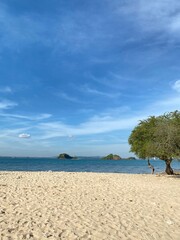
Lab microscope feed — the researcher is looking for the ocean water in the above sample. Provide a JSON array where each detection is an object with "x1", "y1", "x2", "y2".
[{"x1": 0, "y1": 157, "x2": 179, "y2": 174}]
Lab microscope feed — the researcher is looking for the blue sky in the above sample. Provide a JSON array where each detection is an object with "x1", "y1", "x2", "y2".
[{"x1": 0, "y1": 0, "x2": 180, "y2": 157}]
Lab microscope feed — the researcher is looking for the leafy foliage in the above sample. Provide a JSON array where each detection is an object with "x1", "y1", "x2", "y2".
[
  {"x1": 128, "y1": 111, "x2": 180, "y2": 174},
  {"x1": 128, "y1": 111, "x2": 180, "y2": 160}
]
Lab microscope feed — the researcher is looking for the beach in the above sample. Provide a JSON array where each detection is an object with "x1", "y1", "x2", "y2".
[{"x1": 0, "y1": 172, "x2": 179, "y2": 240}]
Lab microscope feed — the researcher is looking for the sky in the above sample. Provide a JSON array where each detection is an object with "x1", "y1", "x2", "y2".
[{"x1": 0, "y1": 0, "x2": 180, "y2": 157}]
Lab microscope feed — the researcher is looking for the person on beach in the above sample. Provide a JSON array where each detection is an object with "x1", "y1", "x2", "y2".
[{"x1": 148, "y1": 159, "x2": 155, "y2": 174}]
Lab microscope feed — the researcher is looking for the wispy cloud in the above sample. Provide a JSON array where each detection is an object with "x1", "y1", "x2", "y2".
[
  {"x1": 0, "y1": 127, "x2": 30, "y2": 138},
  {"x1": 87, "y1": 72, "x2": 129, "y2": 90},
  {"x1": 98, "y1": 106, "x2": 131, "y2": 117},
  {"x1": 1, "y1": 0, "x2": 180, "y2": 55},
  {"x1": 57, "y1": 92, "x2": 80, "y2": 103},
  {"x1": 0, "y1": 99, "x2": 17, "y2": 109},
  {"x1": 80, "y1": 85, "x2": 121, "y2": 98},
  {"x1": 36, "y1": 91, "x2": 180, "y2": 140},
  {"x1": 115, "y1": 0, "x2": 180, "y2": 39},
  {"x1": 153, "y1": 96, "x2": 180, "y2": 110},
  {"x1": 89, "y1": 57, "x2": 113, "y2": 64},
  {"x1": 0, "y1": 86, "x2": 12, "y2": 93},
  {"x1": 0, "y1": 2, "x2": 45, "y2": 50},
  {"x1": 0, "y1": 2, "x2": 74, "y2": 54},
  {"x1": 169, "y1": 14, "x2": 180, "y2": 33},
  {"x1": 0, "y1": 112, "x2": 52, "y2": 121},
  {"x1": 0, "y1": 1, "x2": 112, "y2": 53},
  {"x1": 37, "y1": 115, "x2": 140, "y2": 140}
]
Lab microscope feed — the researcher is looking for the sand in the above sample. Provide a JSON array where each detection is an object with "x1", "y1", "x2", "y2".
[{"x1": 0, "y1": 172, "x2": 179, "y2": 240}]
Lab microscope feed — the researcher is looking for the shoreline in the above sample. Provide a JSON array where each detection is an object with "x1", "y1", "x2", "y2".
[
  {"x1": 0, "y1": 171, "x2": 180, "y2": 239},
  {"x1": 0, "y1": 170, "x2": 180, "y2": 175}
]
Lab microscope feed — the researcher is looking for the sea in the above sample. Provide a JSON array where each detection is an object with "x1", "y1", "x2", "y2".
[{"x1": 0, "y1": 157, "x2": 179, "y2": 174}]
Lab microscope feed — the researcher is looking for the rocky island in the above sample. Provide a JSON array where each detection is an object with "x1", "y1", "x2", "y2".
[
  {"x1": 126, "y1": 157, "x2": 136, "y2": 160},
  {"x1": 101, "y1": 154, "x2": 136, "y2": 160},
  {"x1": 101, "y1": 154, "x2": 121, "y2": 160},
  {"x1": 57, "y1": 153, "x2": 76, "y2": 159}
]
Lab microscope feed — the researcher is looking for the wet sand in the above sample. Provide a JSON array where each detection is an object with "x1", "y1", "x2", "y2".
[{"x1": 0, "y1": 171, "x2": 180, "y2": 240}]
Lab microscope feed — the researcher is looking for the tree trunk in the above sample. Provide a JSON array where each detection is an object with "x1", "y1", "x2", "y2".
[{"x1": 165, "y1": 160, "x2": 174, "y2": 175}]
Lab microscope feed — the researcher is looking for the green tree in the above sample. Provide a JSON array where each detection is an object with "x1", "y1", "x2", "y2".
[{"x1": 128, "y1": 111, "x2": 180, "y2": 175}]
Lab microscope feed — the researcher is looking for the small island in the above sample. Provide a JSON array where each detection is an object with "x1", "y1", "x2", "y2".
[
  {"x1": 101, "y1": 154, "x2": 136, "y2": 160},
  {"x1": 58, "y1": 153, "x2": 75, "y2": 159},
  {"x1": 126, "y1": 157, "x2": 136, "y2": 160},
  {"x1": 101, "y1": 154, "x2": 121, "y2": 160}
]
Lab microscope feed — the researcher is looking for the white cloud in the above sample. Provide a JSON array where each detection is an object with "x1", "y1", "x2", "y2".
[
  {"x1": 0, "y1": 99, "x2": 17, "y2": 109},
  {"x1": 172, "y1": 80, "x2": 180, "y2": 92},
  {"x1": 18, "y1": 133, "x2": 31, "y2": 139}
]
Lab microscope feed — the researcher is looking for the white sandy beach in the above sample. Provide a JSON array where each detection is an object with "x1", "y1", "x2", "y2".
[{"x1": 0, "y1": 172, "x2": 180, "y2": 240}]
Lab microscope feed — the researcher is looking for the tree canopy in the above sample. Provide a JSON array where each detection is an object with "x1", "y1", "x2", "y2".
[{"x1": 128, "y1": 110, "x2": 180, "y2": 174}]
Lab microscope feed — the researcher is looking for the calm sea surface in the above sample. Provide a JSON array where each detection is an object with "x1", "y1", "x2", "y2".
[{"x1": 0, "y1": 157, "x2": 179, "y2": 174}]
